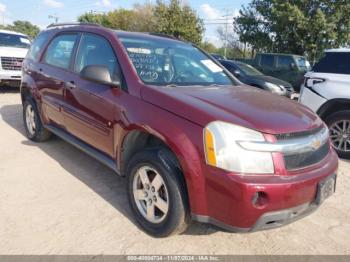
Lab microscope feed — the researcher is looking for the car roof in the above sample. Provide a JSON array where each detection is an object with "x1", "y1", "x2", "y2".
[
  {"x1": 221, "y1": 59, "x2": 247, "y2": 67},
  {"x1": 325, "y1": 48, "x2": 350, "y2": 53},
  {"x1": 115, "y1": 30, "x2": 186, "y2": 44},
  {"x1": 43, "y1": 24, "x2": 187, "y2": 44},
  {"x1": 0, "y1": 29, "x2": 28, "y2": 37},
  {"x1": 257, "y1": 53, "x2": 304, "y2": 57}
]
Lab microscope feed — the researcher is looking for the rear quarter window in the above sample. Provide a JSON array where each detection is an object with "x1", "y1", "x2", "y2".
[
  {"x1": 43, "y1": 34, "x2": 77, "y2": 70},
  {"x1": 27, "y1": 32, "x2": 50, "y2": 61},
  {"x1": 313, "y1": 52, "x2": 350, "y2": 74}
]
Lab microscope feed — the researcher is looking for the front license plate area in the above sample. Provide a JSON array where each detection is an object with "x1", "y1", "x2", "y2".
[{"x1": 316, "y1": 174, "x2": 336, "y2": 205}]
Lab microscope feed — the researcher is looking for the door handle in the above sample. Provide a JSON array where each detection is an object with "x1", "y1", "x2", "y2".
[{"x1": 65, "y1": 81, "x2": 76, "y2": 89}]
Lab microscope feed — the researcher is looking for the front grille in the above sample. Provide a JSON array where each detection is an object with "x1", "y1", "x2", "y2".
[
  {"x1": 1, "y1": 57, "x2": 24, "y2": 71},
  {"x1": 276, "y1": 126, "x2": 323, "y2": 140},
  {"x1": 284, "y1": 142, "x2": 329, "y2": 170},
  {"x1": 276, "y1": 127, "x2": 330, "y2": 170}
]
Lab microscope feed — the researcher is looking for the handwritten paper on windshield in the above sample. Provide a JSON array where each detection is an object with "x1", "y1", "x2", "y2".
[{"x1": 201, "y1": 60, "x2": 223, "y2": 73}]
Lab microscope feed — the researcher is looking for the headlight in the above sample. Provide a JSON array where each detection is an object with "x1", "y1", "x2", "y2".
[
  {"x1": 305, "y1": 77, "x2": 325, "y2": 88},
  {"x1": 204, "y1": 121, "x2": 274, "y2": 174},
  {"x1": 265, "y1": 82, "x2": 283, "y2": 93}
]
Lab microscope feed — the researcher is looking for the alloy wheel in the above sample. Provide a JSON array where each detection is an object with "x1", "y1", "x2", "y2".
[
  {"x1": 329, "y1": 120, "x2": 350, "y2": 152},
  {"x1": 132, "y1": 166, "x2": 169, "y2": 224},
  {"x1": 25, "y1": 104, "x2": 36, "y2": 136}
]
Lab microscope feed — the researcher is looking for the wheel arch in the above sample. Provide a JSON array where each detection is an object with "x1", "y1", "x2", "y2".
[
  {"x1": 317, "y1": 98, "x2": 350, "y2": 120},
  {"x1": 119, "y1": 128, "x2": 191, "y2": 208},
  {"x1": 120, "y1": 129, "x2": 183, "y2": 174},
  {"x1": 20, "y1": 74, "x2": 39, "y2": 104}
]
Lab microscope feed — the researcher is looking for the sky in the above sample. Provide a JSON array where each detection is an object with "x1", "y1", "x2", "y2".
[{"x1": 0, "y1": 0, "x2": 250, "y2": 46}]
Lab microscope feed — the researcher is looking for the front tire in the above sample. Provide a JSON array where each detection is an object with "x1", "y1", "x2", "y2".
[
  {"x1": 325, "y1": 110, "x2": 350, "y2": 159},
  {"x1": 23, "y1": 98, "x2": 51, "y2": 142},
  {"x1": 126, "y1": 148, "x2": 190, "y2": 237}
]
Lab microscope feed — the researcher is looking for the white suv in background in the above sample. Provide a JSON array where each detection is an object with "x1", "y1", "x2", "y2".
[
  {"x1": 0, "y1": 29, "x2": 31, "y2": 88},
  {"x1": 299, "y1": 48, "x2": 350, "y2": 158}
]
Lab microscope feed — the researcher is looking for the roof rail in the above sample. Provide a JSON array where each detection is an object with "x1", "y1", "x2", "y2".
[
  {"x1": 148, "y1": 33, "x2": 181, "y2": 41},
  {"x1": 47, "y1": 22, "x2": 102, "y2": 29}
]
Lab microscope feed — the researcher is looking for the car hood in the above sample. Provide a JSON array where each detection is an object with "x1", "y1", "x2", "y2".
[
  {"x1": 0, "y1": 46, "x2": 28, "y2": 58},
  {"x1": 248, "y1": 75, "x2": 292, "y2": 87},
  {"x1": 142, "y1": 84, "x2": 322, "y2": 134}
]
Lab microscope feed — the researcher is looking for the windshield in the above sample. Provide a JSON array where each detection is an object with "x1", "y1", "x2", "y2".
[
  {"x1": 296, "y1": 57, "x2": 311, "y2": 71},
  {"x1": 236, "y1": 62, "x2": 263, "y2": 76},
  {"x1": 119, "y1": 35, "x2": 233, "y2": 86},
  {"x1": 313, "y1": 52, "x2": 350, "y2": 74},
  {"x1": 0, "y1": 33, "x2": 31, "y2": 49}
]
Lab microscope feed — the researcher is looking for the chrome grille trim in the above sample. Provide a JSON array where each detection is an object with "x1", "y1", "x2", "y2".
[
  {"x1": 238, "y1": 126, "x2": 329, "y2": 155},
  {"x1": 1, "y1": 57, "x2": 24, "y2": 71}
]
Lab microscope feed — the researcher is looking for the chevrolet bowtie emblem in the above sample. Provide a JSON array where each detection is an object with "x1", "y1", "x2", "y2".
[{"x1": 311, "y1": 139, "x2": 322, "y2": 150}]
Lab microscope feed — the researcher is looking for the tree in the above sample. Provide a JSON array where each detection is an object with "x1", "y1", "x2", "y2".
[
  {"x1": 234, "y1": 0, "x2": 350, "y2": 62},
  {"x1": 199, "y1": 41, "x2": 217, "y2": 53},
  {"x1": 154, "y1": 0, "x2": 204, "y2": 44},
  {"x1": 78, "y1": 12, "x2": 106, "y2": 25},
  {"x1": 216, "y1": 27, "x2": 249, "y2": 58},
  {"x1": 0, "y1": 21, "x2": 40, "y2": 39},
  {"x1": 78, "y1": 1, "x2": 204, "y2": 44},
  {"x1": 78, "y1": 3, "x2": 156, "y2": 32},
  {"x1": 234, "y1": 3, "x2": 272, "y2": 57}
]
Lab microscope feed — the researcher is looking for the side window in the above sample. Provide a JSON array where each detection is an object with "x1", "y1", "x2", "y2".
[
  {"x1": 260, "y1": 55, "x2": 274, "y2": 68},
  {"x1": 44, "y1": 34, "x2": 77, "y2": 69},
  {"x1": 223, "y1": 63, "x2": 236, "y2": 73},
  {"x1": 277, "y1": 56, "x2": 294, "y2": 70},
  {"x1": 27, "y1": 32, "x2": 50, "y2": 61},
  {"x1": 74, "y1": 34, "x2": 118, "y2": 80}
]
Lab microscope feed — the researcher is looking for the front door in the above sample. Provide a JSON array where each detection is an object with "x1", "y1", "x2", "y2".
[{"x1": 62, "y1": 33, "x2": 122, "y2": 156}]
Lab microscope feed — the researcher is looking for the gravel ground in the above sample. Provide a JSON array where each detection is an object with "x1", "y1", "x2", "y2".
[{"x1": 0, "y1": 90, "x2": 350, "y2": 255}]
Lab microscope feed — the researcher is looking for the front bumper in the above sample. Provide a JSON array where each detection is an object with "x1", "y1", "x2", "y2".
[
  {"x1": 193, "y1": 201, "x2": 318, "y2": 232},
  {"x1": 272, "y1": 89, "x2": 293, "y2": 98},
  {"x1": 0, "y1": 70, "x2": 22, "y2": 87},
  {"x1": 0, "y1": 69, "x2": 22, "y2": 80},
  {"x1": 283, "y1": 91, "x2": 294, "y2": 98},
  {"x1": 192, "y1": 149, "x2": 338, "y2": 232}
]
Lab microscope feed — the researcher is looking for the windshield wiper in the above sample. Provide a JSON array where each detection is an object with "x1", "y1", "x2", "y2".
[
  {"x1": 208, "y1": 84, "x2": 227, "y2": 87},
  {"x1": 165, "y1": 84, "x2": 179, "y2": 87}
]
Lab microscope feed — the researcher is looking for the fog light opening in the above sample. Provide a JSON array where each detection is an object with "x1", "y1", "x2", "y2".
[{"x1": 252, "y1": 191, "x2": 269, "y2": 208}]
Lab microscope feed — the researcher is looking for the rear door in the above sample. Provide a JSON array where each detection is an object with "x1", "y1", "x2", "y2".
[
  {"x1": 63, "y1": 33, "x2": 122, "y2": 156},
  {"x1": 37, "y1": 33, "x2": 79, "y2": 127}
]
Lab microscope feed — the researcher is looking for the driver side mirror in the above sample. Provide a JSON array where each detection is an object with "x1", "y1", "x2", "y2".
[
  {"x1": 80, "y1": 65, "x2": 120, "y2": 87},
  {"x1": 233, "y1": 70, "x2": 241, "y2": 77}
]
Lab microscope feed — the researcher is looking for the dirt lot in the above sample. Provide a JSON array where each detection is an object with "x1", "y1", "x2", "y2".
[{"x1": 0, "y1": 90, "x2": 350, "y2": 255}]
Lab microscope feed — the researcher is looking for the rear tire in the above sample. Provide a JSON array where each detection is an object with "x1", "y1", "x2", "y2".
[
  {"x1": 325, "y1": 110, "x2": 350, "y2": 159},
  {"x1": 23, "y1": 98, "x2": 51, "y2": 142},
  {"x1": 126, "y1": 148, "x2": 190, "y2": 237}
]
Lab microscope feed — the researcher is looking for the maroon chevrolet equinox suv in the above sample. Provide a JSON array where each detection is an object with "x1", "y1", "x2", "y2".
[{"x1": 21, "y1": 23, "x2": 338, "y2": 237}]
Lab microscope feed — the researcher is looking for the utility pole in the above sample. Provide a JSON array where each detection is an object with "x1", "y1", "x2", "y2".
[
  {"x1": 203, "y1": 7, "x2": 238, "y2": 57},
  {"x1": 222, "y1": 8, "x2": 234, "y2": 58},
  {"x1": 224, "y1": 10, "x2": 229, "y2": 58},
  {"x1": 0, "y1": 11, "x2": 4, "y2": 26},
  {"x1": 48, "y1": 15, "x2": 59, "y2": 24}
]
